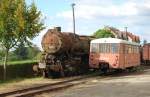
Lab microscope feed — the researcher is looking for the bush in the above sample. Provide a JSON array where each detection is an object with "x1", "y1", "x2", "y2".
[{"x1": 0, "y1": 60, "x2": 38, "y2": 80}]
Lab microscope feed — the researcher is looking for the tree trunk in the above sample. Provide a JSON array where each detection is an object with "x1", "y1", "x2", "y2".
[{"x1": 3, "y1": 49, "x2": 9, "y2": 80}]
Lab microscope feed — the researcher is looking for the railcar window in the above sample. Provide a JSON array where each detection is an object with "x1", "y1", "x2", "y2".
[
  {"x1": 125, "y1": 45, "x2": 139, "y2": 54},
  {"x1": 99, "y1": 43, "x2": 105, "y2": 53},
  {"x1": 132, "y1": 46, "x2": 134, "y2": 53},
  {"x1": 136, "y1": 46, "x2": 139, "y2": 53},
  {"x1": 99, "y1": 43, "x2": 110, "y2": 53},
  {"x1": 125, "y1": 45, "x2": 128, "y2": 54},
  {"x1": 106, "y1": 44, "x2": 110, "y2": 53},
  {"x1": 128, "y1": 46, "x2": 132, "y2": 53},
  {"x1": 111, "y1": 44, "x2": 118, "y2": 53},
  {"x1": 91, "y1": 43, "x2": 99, "y2": 53},
  {"x1": 99, "y1": 44, "x2": 103, "y2": 53},
  {"x1": 98, "y1": 44, "x2": 101, "y2": 53},
  {"x1": 103, "y1": 44, "x2": 106, "y2": 53},
  {"x1": 131, "y1": 46, "x2": 133, "y2": 53},
  {"x1": 92, "y1": 43, "x2": 119, "y2": 53},
  {"x1": 120, "y1": 45, "x2": 124, "y2": 54},
  {"x1": 133, "y1": 46, "x2": 137, "y2": 53}
]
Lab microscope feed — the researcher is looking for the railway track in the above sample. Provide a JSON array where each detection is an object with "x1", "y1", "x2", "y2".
[
  {"x1": 0, "y1": 66, "x2": 147, "y2": 97},
  {"x1": 0, "y1": 73, "x2": 99, "y2": 97}
]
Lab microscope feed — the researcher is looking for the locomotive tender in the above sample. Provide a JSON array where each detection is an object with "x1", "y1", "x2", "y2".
[
  {"x1": 39, "y1": 27, "x2": 93, "y2": 77},
  {"x1": 89, "y1": 38, "x2": 141, "y2": 72}
]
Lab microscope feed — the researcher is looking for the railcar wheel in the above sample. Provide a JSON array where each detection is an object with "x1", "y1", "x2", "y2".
[
  {"x1": 100, "y1": 64, "x2": 109, "y2": 74},
  {"x1": 127, "y1": 66, "x2": 136, "y2": 72},
  {"x1": 101, "y1": 68, "x2": 108, "y2": 74},
  {"x1": 115, "y1": 69, "x2": 123, "y2": 73}
]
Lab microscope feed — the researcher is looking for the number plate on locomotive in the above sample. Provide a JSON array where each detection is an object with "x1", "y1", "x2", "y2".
[{"x1": 39, "y1": 63, "x2": 46, "y2": 69}]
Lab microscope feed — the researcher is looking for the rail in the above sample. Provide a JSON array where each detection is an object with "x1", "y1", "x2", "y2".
[{"x1": 0, "y1": 72, "x2": 99, "y2": 97}]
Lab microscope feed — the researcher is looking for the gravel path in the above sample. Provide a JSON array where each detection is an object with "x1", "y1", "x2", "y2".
[{"x1": 37, "y1": 66, "x2": 150, "y2": 97}]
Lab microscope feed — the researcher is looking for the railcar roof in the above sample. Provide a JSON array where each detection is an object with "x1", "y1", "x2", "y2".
[{"x1": 91, "y1": 38, "x2": 140, "y2": 46}]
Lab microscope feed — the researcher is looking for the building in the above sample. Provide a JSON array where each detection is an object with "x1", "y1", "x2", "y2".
[{"x1": 104, "y1": 26, "x2": 140, "y2": 43}]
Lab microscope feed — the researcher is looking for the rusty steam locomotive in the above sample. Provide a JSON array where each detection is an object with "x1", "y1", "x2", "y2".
[{"x1": 37, "y1": 27, "x2": 93, "y2": 78}]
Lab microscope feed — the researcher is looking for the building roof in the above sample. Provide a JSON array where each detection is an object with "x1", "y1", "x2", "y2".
[
  {"x1": 104, "y1": 26, "x2": 140, "y2": 43},
  {"x1": 91, "y1": 38, "x2": 140, "y2": 46}
]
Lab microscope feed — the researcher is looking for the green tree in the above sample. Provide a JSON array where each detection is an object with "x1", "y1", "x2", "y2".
[
  {"x1": 0, "y1": 0, "x2": 45, "y2": 80},
  {"x1": 143, "y1": 40, "x2": 147, "y2": 45},
  {"x1": 0, "y1": 50, "x2": 5, "y2": 62},
  {"x1": 0, "y1": 44, "x2": 4, "y2": 60},
  {"x1": 93, "y1": 29, "x2": 115, "y2": 38},
  {"x1": 27, "y1": 45, "x2": 41, "y2": 60},
  {"x1": 13, "y1": 43, "x2": 41, "y2": 60},
  {"x1": 7, "y1": 51, "x2": 18, "y2": 61},
  {"x1": 14, "y1": 43, "x2": 28, "y2": 60}
]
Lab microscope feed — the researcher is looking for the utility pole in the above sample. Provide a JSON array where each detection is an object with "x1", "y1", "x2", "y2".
[
  {"x1": 125, "y1": 27, "x2": 128, "y2": 32},
  {"x1": 71, "y1": 3, "x2": 76, "y2": 37},
  {"x1": 124, "y1": 27, "x2": 128, "y2": 40}
]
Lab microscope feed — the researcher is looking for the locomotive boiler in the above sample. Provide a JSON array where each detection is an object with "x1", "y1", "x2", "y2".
[{"x1": 38, "y1": 27, "x2": 93, "y2": 78}]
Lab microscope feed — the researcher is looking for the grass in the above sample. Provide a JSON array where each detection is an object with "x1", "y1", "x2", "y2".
[
  {"x1": 0, "y1": 76, "x2": 42, "y2": 85},
  {"x1": 0, "y1": 77, "x2": 31, "y2": 84},
  {"x1": 0, "y1": 60, "x2": 38, "y2": 65}
]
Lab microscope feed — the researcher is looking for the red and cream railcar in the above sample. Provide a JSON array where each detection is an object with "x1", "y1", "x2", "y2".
[
  {"x1": 89, "y1": 38, "x2": 140, "y2": 72},
  {"x1": 142, "y1": 43, "x2": 150, "y2": 64}
]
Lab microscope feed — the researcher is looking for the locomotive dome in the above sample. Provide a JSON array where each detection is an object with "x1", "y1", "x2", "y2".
[{"x1": 91, "y1": 38, "x2": 140, "y2": 46}]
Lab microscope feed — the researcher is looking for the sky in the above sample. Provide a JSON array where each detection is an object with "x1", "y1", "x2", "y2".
[{"x1": 26, "y1": 0, "x2": 150, "y2": 49}]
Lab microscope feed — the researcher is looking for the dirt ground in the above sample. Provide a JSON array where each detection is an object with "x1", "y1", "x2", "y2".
[
  {"x1": 37, "y1": 66, "x2": 150, "y2": 97},
  {"x1": 0, "y1": 76, "x2": 78, "y2": 94},
  {"x1": 1, "y1": 65, "x2": 150, "y2": 97}
]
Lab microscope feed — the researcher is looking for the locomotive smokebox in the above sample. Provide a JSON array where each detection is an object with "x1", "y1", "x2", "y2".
[{"x1": 41, "y1": 27, "x2": 75, "y2": 54}]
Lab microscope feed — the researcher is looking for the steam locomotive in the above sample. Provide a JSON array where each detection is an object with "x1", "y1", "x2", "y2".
[{"x1": 37, "y1": 27, "x2": 93, "y2": 78}]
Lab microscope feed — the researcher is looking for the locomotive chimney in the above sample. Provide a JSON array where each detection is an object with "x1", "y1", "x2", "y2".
[{"x1": 54, "y1": 27, "x2": 61, "y2": 32}]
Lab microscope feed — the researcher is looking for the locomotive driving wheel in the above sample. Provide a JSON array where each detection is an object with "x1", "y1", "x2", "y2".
[
  {"x1": 47, "y1": 60, "x2": 65, "y2": 78},
  {"x1": 56, "y1": 60, "x2": 65, "y2": 77}
]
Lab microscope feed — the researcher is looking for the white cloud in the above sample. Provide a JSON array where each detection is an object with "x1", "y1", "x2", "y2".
[
  {"x1": 57, "y1": 1, "x2": 138, "y2": 20},
  {"x1": 56, "y1": 0, "x2": 150, "y2": 42},
  {"x1": 33, "y1": 0, "x2": 150, "y2": 49}
]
